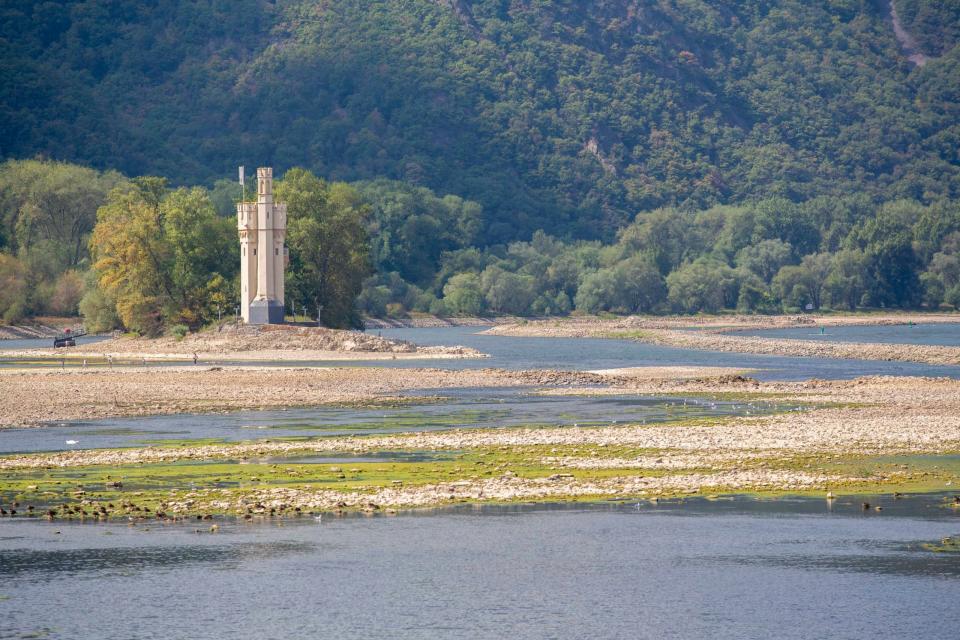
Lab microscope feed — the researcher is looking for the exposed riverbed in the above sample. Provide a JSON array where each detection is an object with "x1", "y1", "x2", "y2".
[{"x1": 1, "y1": 321, "x2": 959, "y2": 638}]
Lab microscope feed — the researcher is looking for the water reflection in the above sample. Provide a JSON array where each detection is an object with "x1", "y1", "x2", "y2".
[
  {"x1": 712, "y1": 553, "x2": 960, "y2": 579},
  {"x1": 0, "y1": 541, "x2": 313, "y2": 580}
]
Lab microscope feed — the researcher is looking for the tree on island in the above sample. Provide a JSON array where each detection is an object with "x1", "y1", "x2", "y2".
[
  {"x1": 276, "y1": 168, "x2": 372, "y2": 329},
  {"x1": 88, "y1": 178, "x2": 235, "y2": 335}
]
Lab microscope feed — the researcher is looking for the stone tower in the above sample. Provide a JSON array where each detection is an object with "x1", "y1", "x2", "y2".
[{"x1": 237, "y1": 167, "x2": 287, "y2": 324}]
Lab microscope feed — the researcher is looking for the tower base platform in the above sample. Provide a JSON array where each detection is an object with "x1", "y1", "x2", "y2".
[{"x1": 248, "y1": 299, "x2": 285, "y2": 325}]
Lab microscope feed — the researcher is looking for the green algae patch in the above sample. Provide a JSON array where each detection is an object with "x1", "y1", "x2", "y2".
[
  {"x1": 920, "y1": 536, "x2": 960, "y2": 553},
  {"x1": 3, "y1": 430, "x2": 959, "y2": 519},
  {"x1": 605, "y1": 330, "x2": 657, "y2": 342}
]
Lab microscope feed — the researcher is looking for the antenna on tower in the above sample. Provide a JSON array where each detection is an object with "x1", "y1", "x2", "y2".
[{"x1": 238, "y1": 165, "x2": 245, "y2": 202}]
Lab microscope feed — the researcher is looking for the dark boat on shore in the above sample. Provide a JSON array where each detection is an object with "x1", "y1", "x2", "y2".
[{"x1": 53, "y1": 328, "x2": 86, "y2": 348}]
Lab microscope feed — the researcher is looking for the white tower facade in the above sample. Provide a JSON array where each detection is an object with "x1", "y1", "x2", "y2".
[{"x1": 238, "y1": 167, "x2": 287, "y2": 324}]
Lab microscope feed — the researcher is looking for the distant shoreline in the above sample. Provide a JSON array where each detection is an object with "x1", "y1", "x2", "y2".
[
  {"x1": 485, "y1": 312, "x2": 960, "y2": 366},
  {"x1": 6, "y1": 311, "x2": 958, "y2": 338},
  {"x1": 365, "y1": 311, "x2": 960, "y2": 330}
]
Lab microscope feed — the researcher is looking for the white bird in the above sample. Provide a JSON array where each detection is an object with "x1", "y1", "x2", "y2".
[{"x1": 65, "y1": 440, "x2": 78, "y2": 445}]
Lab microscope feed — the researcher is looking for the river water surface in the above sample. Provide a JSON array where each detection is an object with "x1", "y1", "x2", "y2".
[
  {"x1": 373, "y1": 326, "x2": 960, "y2": 380},
  {"x1": 734, "y1": 322, "x2": 960, "y2": 346},
  {"x1": 0, "y1": 495, "x2": 957, "y2": 639}
]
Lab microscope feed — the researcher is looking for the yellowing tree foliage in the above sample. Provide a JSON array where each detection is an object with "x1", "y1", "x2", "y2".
[{"x1": 89, "y1": 179, "x2": 235, "y2": 335}]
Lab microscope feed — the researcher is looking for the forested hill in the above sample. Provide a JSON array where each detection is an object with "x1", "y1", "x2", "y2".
[{"x1": 1, "y1": 0, "x2": 959, "y2": 243}]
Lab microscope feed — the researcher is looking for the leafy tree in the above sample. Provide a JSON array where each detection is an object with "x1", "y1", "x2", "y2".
[
  {"x1": 78, "y1": 270, "x2": 120, "y2": 332},
  {"x1": 824, "y1": 249, "x2": 871, "y2": 310},
  {"x1": 442, "y1": 273, "x2": 485, "y2": 316},
  {"x1": 481, "y1": 266, "x2": 537, "y2": 315},
  {"x1": 575, "y1": 258, "x2": 666, "y2": 314},
  {"x1": 0, "y1": 160, "x2": 122, "y2": 273},
  {"x1": 894, "y1": 0, "x2": 960, "y2": 55},
  {"x1": 735, "y1": 239, "x2": 795, "y2": 284},
  {"x1": 357, "y1": 180, "x2": 482, "y2": 286},
  {"x1": 736, "y1": 272, "x2": 777, "y2": 314},
  {"x1": 666, "y1": 258, "x2": 739, "y2": 313},
  {"x1": 88, "y1": 181, "x2": 235, "y2": 334},
  {"x1": 849, "y1": 201, "x2": 924, "y2": 308},
  {"x1": 0, "y1": 253, "x2": 28, "y2": 323},
  {"x1": 772, "y1": 253, "x2": 832, "y2": 311},
  {"x1": 276, "y1": 168, "x2": 372, "y2": 328},
  {"x1": 48, "y1": 270, "x2": 84, "y2": 316}
]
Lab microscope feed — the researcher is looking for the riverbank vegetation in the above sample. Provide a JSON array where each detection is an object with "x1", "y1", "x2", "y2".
[
  {"x1": 0, "y1": 161, "x2": 371, "y2": 332},
  {"x1": 2, "y1": 159, "x2": 958, "y2": 332}
]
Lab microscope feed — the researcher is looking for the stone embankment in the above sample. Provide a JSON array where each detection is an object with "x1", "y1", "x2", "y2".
[{"x1": 0, "y1": 322, "x2": 82, "y2": 339}]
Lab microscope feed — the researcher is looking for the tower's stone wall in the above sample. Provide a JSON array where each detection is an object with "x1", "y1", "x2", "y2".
[{"x1": 237, "y1": 167, "x2": 286, "y2": 324}]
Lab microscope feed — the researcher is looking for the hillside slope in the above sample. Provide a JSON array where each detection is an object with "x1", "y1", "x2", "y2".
[{"x1": 1, "y1": 0, "x2": 958, "y2": 241}]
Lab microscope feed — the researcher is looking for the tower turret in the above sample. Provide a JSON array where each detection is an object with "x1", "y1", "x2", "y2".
[{"x1": 237, "y1": 167, "x2": 286, "y2": 324}]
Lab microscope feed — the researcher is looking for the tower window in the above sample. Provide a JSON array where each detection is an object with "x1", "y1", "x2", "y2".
[{"x1": 275, "y1": 248, "x2": 279, "y2": 256}]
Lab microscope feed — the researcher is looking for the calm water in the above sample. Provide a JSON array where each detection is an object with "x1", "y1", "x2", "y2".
[
  {"x1": 0, "y1": 335, "x2": 108, "y2": 351},
  {"x1": 735, "y1": 322, "x2": 960, "y2": 346},
  {"x1": 3, "y1": 327, "x2": 959, "y2": 380},
  {"x1": 0, "y1": 495, "x2": 957, "y2": 639},
  {"x1": 0, "y1": 388, "x2": 790, "y2": 454},
  {"x1": 371, "y1": 326, "x2": 960, "y2": 380}
]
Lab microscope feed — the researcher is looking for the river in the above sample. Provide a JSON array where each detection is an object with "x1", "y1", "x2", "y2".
[
  {"x1": 734, "y1": 322, "x2": 960, "y2": 346},
  {"x1": 0, "y1": 495, "x2": 957, "y2": 639}
]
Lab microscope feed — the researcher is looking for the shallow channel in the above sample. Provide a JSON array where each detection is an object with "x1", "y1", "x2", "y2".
[
  {"x1": 0, "y1": 387, "x2": 792, "y2": 455},
  {"x1": 733, "y1": 322, "x2": 960, "y2": 346}
]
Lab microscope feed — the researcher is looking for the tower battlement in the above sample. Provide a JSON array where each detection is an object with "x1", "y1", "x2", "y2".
[{"x1": 237, "y1": 167, "x2": 286, "y2": 324}]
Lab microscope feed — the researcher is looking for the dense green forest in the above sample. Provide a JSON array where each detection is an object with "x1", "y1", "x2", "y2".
[
  {"x1": 2, "y1": 158, "x2": 958, "y2": 330},
  {"x1": 1, "y1": 1, "x2": 959, "y2": 329}
]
